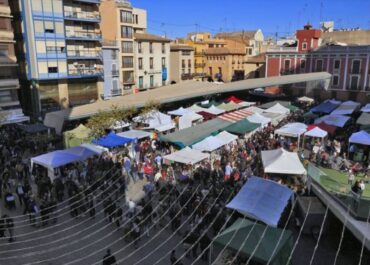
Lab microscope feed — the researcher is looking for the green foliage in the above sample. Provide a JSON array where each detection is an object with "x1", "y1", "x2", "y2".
[{"x1": 0, "y1": 111, "x2": 7, "y2": 127}]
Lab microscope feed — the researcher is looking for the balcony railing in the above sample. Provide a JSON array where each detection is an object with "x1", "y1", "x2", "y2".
[
  {"x1": 267, "y1": 46, "x2": 298, "y2": 53},
  {"x1": 123, "y1": 77, "x2": 135, "y2": 84},
  {"x1": 72, "y1": 0, "x2": 101, "y2": 4},
  {"x1": 68, "y1": 68, "x2": 103, "y2": 77},
  {"x1": 111, "y1": 70, "x2": 119, "y2": 76},
  {"x1": 181, "y1": 73, "x2": 193, "y2": 80},
  {"x1": 195, "y1": 63, "x2": 205, "y2": 68},
  {"x1": 67, "y1": 50, "x2": 101, "y2": 58},
  {"x1": 64, "y1": 11, "x2": 100, "y2": 21},
  {"x1": 280, "y1": 69, "x2": 295, "y2": 75},
  {"x1": 65, "y1": 31, "x2": 102, "y2": 40}
]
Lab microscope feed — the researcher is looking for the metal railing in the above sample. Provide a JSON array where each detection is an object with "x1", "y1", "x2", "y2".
[
  {"x1": 195, "y1": 63, "x2": 205, "y2": 68},
  {"x1": 65, "y1": 31, "x2": 102, "y2": 39},
  {"x1": 67, "y1": 50, "x2": 101, "y2": 58},
  {"x1": 68, "y1": 68, "x2": 103, "y2": 76},
  {"x1": 64, "y1": 11, "x2": 100, "y2": 20},
  {"x1": 267, "y1": 46, "x2": 298, "y2": 52}
]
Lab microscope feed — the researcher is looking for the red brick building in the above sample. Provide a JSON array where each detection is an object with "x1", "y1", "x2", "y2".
[{"x1": 266, "y1": 25, "x2": 370, "y2": 103}]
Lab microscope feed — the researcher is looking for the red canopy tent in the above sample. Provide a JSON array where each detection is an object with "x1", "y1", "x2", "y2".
[
  {"x1": 226, "y1": 96, "x2": 243, "y2": 104},
  {"x1": 315, "y1": 122, "x2": 336, "y2": 135},
  {"x1": 197, "y1": 111, "x2": 217, "y2": 121}
]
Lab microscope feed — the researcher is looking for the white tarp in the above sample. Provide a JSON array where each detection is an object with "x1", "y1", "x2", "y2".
[
  {"x1": 245, "y1": 106, "x2": 264, "y2": 114},
  {"x1": 274, "y1": 125, "x2": 306, "y2": 138},
  {"x1": 192, "y1": 136, "x2": 226, "y2": 152},
  {"x1": 284, "y1": 122, "x2": 308, "y2": 130},
  {"x1": 179, "y1": 112, "x2": 203, "y2": 130},
  {"x1": 205, "y1": 105, "x2": 225, "y2": 115},
  {"x1": 262, "y1": 112, "x2": 286, "y2": 126},
  {"x1": 117, "y1": 130, "x2": 152, "y2": 140},
  {"x1": 44, "y1": 112, "x2": 65, "y2": 135},
  {"x1": 214, "y1": 131, "x2": 238, "y2": 145},
  {"x1": 163, "y1": 147, "x2": 210, "y2": 165},
  {"x1": 238, "y1": 101, "x2": 256, "y2": 107},
  {"x1": 304, "y1": 127, "x2": 328, "y2": 138},
  {"x1": 298, "y1": 96, "x2": 314, "y2": 103},
  {"x1": 168, "y1": 107, "x2": 193, "y2": 116},
  {"x1": 247, "y1": 113, "x2": 271, "y2": 126},
  {"x1": 264, "y1": 103, "x2": 290, "y2": 115},
  {"x1": 187, "y1": 104, "x2": 208, "y2": 113},
  {"x1": 261, "y1": 148, "x2": 306, "y2": 175},
  {"x1": 133, "y1": 110, "x2": 171, "y2": 129},
  {"x1": 361, "y1": 103, "x2": 370, "y2": 113},
  {"x1": 153, "y1": 123, "x2": 175, "y2": 132}
]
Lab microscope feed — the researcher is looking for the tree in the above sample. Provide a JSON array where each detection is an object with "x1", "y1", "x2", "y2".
[
  {"x1": 0, "y1": 111, "x2": 7, "y2": 127},
  {"x1": 135, "y1": 99, "x2": 161, "y2": 124}
]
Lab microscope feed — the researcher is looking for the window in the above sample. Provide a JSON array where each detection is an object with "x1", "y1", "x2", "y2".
[
  {"x1": 121, "y1": 26, "x2": 133, "y2": 38},
  {"x1": 120, "y1": 11, "x2": 133, "y2": 23},
  {"x1": 350, "y1": 75, "x2": 360, "y2": 90},
  {"x1": 135, "y1": 14, "x2": 139, "y2": 24},
  {"x1": 352, "y1": 60, "x2": 361, "y2": 74},
  {"x1": 161, "y1": 43, "x2": 165, "y2": 53},
  {"x1": 334, "y1": 59, "x2": 341, "y2": 71},
  {"x1": 112, "y1": 63, "x2": 118, "y2": 76},
  {"x1": 121, "y1": 41, "x2": 133, "y2": 53},
  {"x1": 188, "y1": 59, "x2": 191, "y2": 68},
  {"x1": 44, "y1": 21, "x2": 55, "y2": 33},
  {"x1": 161, "y1": 57, "x2": 166, "y2": 68},
  {"x1": 150, "y1": 75, "x2": 154, "y2": 87},
  {"x1": 316, "y1": 59, "x2": 323, "y2": 72},
  {"x1": 138, "y1": 58, "x2": 143, "y2": 70},
  {"x1": 48, "y1": 67, "x2": 58, "y2": 73},
  {"x1": 300, "y1": 60, "x2": 306, "y2": 71},
  {"x1": 182, "y1": 59, "x2": 185, "y2": 68},
  {"x1": 149, "y1": 43, "x2": 153, "y2": 53},
  {"x1": 284, "y1": 60, "x2": 290, "y2": 70},
  {"x1": 138, "y1": 42, "x2": 142, "y2": 53},
  {"x1": 112, "y1": 79, "x2": 119, "y2": 93},
  {"x1": 218, "y1": 67, "x2": 222, "y2": 74},
  {"x1": 209, "y1": 67, "x2": 212, "y2": 76},
  {"x1": 332, "y1": 75, "x2": 339, "y2": 87},
  {"x1": 122, "y1": 71, "x2": 134, "y2": 83},
  {"x1": 122, "y1": 56, "x2": 133, "y2": 68},
  {"x1": 302, "y1": 42, "x2": 307, "y2": 50},
  {"x1": 138, "y1": 76, "x2": 143, "y2": 89},
  {"x1": 182, "y1": 51, "x2": 191, "y2": 56},
  {"x1": 149, "y1": 57, "x2": 153, "y2": 69}
]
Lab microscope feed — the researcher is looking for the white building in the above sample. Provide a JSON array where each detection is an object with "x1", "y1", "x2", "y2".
[{"x1": 134, "y1": 33, "x2": 171, "y2": 90}]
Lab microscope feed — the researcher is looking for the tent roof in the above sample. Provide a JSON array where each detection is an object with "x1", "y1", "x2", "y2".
[
  {"x1": 217, "y1": 108, "x2": 254, "y2": 123},
  {"x1": 204, "y1": 105, "x2": 225, "y2": 115},
  {"x1": 214, "y1": 218, "x2": 293, "y2": 264},
  {"x1": 238, "y1": 101, "x2": 256, "y2": 107},
  {"x1": 163, "y1": 147, "x2": 209, "y2": 165},
  {"x1": 168, "y1": 107, "x2": 193, "y2": 116},
  {"x1": 246, "y1": 106, "x2": 264, "y2": 114},
  {"x1": 180, "y1": 111, "x2": 203, "y2": 122},
  {"x1": 153, "y1": 123, "x2": 175, "y2": 132},
  {"x1": 92, "y1": 132, "x2": 133, "y2": 148},
  {"x1": 64, "y1": 124, "x2": 91, "y2": 139},
  {"x1": 311, "y1": 99, "x2": 341, "y2": 114},
  {"x1": 187, "y1": 104, "x2": 208, "y2": 113},
  {"x1": 224, "y1": 118, "x2": 261, "y2": 135},
  {"x1": 357, "y1": 112, "x2": 370, "y2": 126},
  {"x1": 316, "y1": 122, "x2": 337, "y2": 134},
  {"x1": 261, "y1": 148, "x2": 306, "y2": 175},
  {"x1": 274, "y1": 125, "x2": 307, "y2": 138},
  {"x1": 226, "y1": 95, "x2": 243, "y2": 104},
  {"x1": 258, "y1": 101, "x2": 291, "y2": 109},
  {"x1": 331, "y1": 100, "x2": 360, "y2": 115},
  {"x1": 192, "y1": 135, "x2": 226, "y2": 152},
  {"x1": 349, "y1": 130, "x2": 370, "y2": 146},
  {"x1": 361, "y1": 103, "x2": 370, "y2": 113},
  {"x1": 133, "y1": 110, "x2": 171, "y2": 128},
  {"x1": 117, "y1": 129, "x2": 151, "y2": 140},
  {"x1": 159, "y1": 118, "x2": 232, "y2": 148},
  {"x1": 31, "y1": 145, "x2": 104, "y2": 169},
  {"x1": 197, "y1": 111, "x2": 217, "y2": 120},
  {"x1": 304, "y1": 126, "x2": 328, "y2": 138},
  {"x1": 315, "y1": 114, "x2": 350, "y2": 128},
  {"x1": 247, "y1": 113, "x2": 272, "y2": 125},
  {"x1": 303, "y1": 111, "x2": 319, "y2": 119},
  {"x1": 298, "y1": 96, "x2": 314, "y2": 103},
  {"x1": 217, "y1": 102, "x2": 241, "y2": 112},
  {"x1": 226, "y1": 177, "x2": 294, "y2": 227},
  {"x1": 215, "y1": 131, "x2": 238, "y2": 145},
  {"x1": 264, "y1": 103, "x2": 290, "y2": 114}
]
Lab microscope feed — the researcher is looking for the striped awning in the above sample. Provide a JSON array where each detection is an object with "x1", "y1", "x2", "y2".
[{"x1": 218, "y1": 108, "x2": 254, "y2": 123}]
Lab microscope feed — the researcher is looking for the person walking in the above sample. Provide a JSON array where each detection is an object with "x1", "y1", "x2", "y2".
[
  {"x1": 3, "y1": 215, "x2": 14, "y2": 242},
  {"x1": 102, "y1": 249, "x2": 116, "y2": 265}
]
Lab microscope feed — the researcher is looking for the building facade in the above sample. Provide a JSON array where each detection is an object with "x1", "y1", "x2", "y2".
[
  {"x1": 134, "y1": 33, "x2": 170, "y2": 90},
  {"x1": 100, "y1": 0, "x2": 147, "y2": 95},
  {"x1": 0, "y1": 0, "x2": 28, "y2": 124},
  {"x1": 11, "y1": 0, "x2": 104, "y2": 118},
  {"x1": 169, "y1": 43, "x2": 194, "y2": 83},
  {"x1": 266, "y1": 25, "x2": 370, "y2": 102},
  {"x1": 101, "y1": 40, "x2": 120, "y2": 98}
]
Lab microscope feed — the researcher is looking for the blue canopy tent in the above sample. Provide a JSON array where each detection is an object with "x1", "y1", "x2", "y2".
[
  {"x1": 226, "y1": 176, "x2": 293, "y2": 227},
  {"x1": 311, "y1": 100, "x2": 341, "y2": 114},
  {"x1": 331, "y1": 100, "x2": 360, "y2": 115},
  {"x1": 93, "y1": 132, "x2": 134, "y2": 148},
  {"x1": 349, "y1": 130, "x2": 370, "y2": 146},
  {"x1": 314, "y1": 114, "x2": 350, "y2": 128}
]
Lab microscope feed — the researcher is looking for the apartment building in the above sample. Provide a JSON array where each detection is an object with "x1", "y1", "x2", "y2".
[
  {"x1": 100, "y1": 0, "x2": 147, "y2": 94},
  {"x1": 266, "y1": 24, "x2": 370, "y2": 102},
  {"x1": 0, "y1": 0, "x2": 28, "y2": 124},
  {"x1": 134, "y1": 33, "x2": 170, "y2": 90},
  {"x1": 10, "y1": 0, "x2": 103, "y2": 118},
  {"x1": 169, "y1": 43, "x2": 194, "y2": 83}
]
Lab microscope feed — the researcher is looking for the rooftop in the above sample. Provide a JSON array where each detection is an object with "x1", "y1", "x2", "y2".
[
  {"x1": 204, "y1": 47, "x2": 245, "y2": 55},
  {"x1": 322, "y1": 30, "x2": 370, "y2": 45},
  {"x1": 134, "y1": 33, "x2": 171, "y2": 42},
  {"x1": 170, "y1": 44, "x2": 194, "y2": 51}
]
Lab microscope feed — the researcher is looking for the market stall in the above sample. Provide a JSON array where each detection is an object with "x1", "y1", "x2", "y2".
[
  {"x1": 178, "y1": 112, "x2": 203, "y2": 130},
  {"x1": 191, "y1": 135, "x2": 226, "y2": 152},
  {"x1": 247, "y1": 113, "x2": 272, "y2": 126},
  {"x1": 264, "y1": 103, "x2": 290, "y2": 115},
  {"x1": 261, "y1": 148, "x2": 306, "y2": 175},
  {"x1": 63, "y1": 124, "x2": 92, "y2": 148},
  {"x1": 224, "y1": 119, "x2": 261, "y2": 135},
  {"x1": 214, "y1": 131, "x2": 238, "y2": 145},
  {"x1": 315, "y1": 114, "x2": 351, "y2": 128},
  {"x1": 117, "y1": 129, "x2": 152, "y2": 140},
  {"x1": 311, "y1": 99, "x2": 341, "y2": 114},
  {"x1": 163, "y1": 147, "x2": 210, "y2": 165},
  {"x1": 92, "y1": 132, "x2": 134, "y2": 148},
  {"x1": 331, "y1": 100, "x2": 360, "y2": 115}
]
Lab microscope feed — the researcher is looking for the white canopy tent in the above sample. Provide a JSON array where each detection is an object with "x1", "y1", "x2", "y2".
[
  {"x1": 264, "y1": 103, "x2": 290, "y2": 115},
  {"x1": 205, "y1": 105, "x2": 225, "y2": 115},
  {"x1": 261, "y1": 148, "x2": 306, "y2": 175},
  {"x1": 153, "y1": 123, "x2": 176, "y2": 133},
  {"x1": 262, "y1": 112, "x2": 286, "y2": 126},
  {"x1": 168, "y1": 107, "x2": 193, "y2": 116},
  {"x1": 163, "y1": 147, "x2": 210, "y2": 165},
  {"x1": 192, "y1": 135, "x2": 226, "y2": 152},
  {"x1": 298, "y1": 96, "x2": 314, "y2": 103},
  {"x1": 178, "y1": 112, "x2": 203, "y2": 130},
  {"x1": 361, "y1": 104, "x2": 370, "y2": 113},
  {"x1": 214, "y1": 131, "x2": 238, "y2": 145},
  {"x1": 247, "y1": 113, "x2": 271, "y2": 126},
  {"x1": 275, "y1": 126, "x2": 307, "y2": 138},
  {"x1": 304, "y1": 127, "x2": 328, "y2": 138},
  {"x1": 133, "y1": 110, "x2": 172, "y2": 129},
  {"x1": 117, "y1": 129, "x2": 152, "y2": 140},
  {"x1": 245, "y1": 106, "x2": 264, "y2": 114},
  {"x1": 187, "y1": 104, "x2": 208, "y2": 113}
]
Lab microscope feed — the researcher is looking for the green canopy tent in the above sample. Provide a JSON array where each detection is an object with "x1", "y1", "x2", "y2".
[
  {"x1": 213, "y1": 218, "x2": 293, "y2": 265},
  {"x1": 303, "y1": 111, "x2": 319, "y2": 120},
  {"x1": 224, "y1": 119, "x2": 261, "y2": 135},
  {"x1": 63, "y1": 124, "x2": 92, "y2": 148},
  {"x1": 259, "y1": 101, "x2": 299, "y2": 112},
  {"x1": 217, "y1": 102, "x2": 242, "y2": 112},
  {"x1": 159, "y1": 118, "x2": 232, "y2": 148}
]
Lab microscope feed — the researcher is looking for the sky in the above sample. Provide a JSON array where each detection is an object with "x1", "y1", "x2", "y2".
[{"x1": 130, "y1": 0, "x2": 370, "y2": 39}]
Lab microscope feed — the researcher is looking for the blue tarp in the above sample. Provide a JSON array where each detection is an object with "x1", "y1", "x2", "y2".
[
  {"x1": 314, "y1": 114, "x2": 350, "y2": 128},
  {"x1": 331, "y1": 101, "x2": 360, "y2": 115},
  {"x1": 311, "y1": 100, "x2": 341, "y2": 114},
  {"x1": 226, "y1": 176, "x2": 293, "y2": 227},
  {"x1": 349, "y1": 130, "x2": 370, "y2": 146},
  {"x1": 93, "y1": 132, "x2": 133, "y2": 148}
]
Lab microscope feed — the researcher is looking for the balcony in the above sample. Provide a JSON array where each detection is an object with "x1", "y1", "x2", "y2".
[
  {"x1": 65, "y1": 31, "x2": 102, "y2": 41},
  {"x1": 0, "y1": 30, "x2": 14, "y2": 43},
  {"x1": 72, "y1": 0, "x2": 101, "y2": 4},
  {"x1": 68, "y1": 68, "x2": 103, "y2": 78},
  {"x1": 67, "y1": 50, "x2": 101, "y2": 59},
  {"x1": 181, "y1": 73, "x2": 193, "y2": 81},
  {"x1": 0, "y1": 5, "x2": 12, "y2": 18},
  {"x1": 0, "y1": 78, "x2": 19, "y2": 89},
  {"x1": 111, "y1": 70, "x2": 119, "y2": 77},
  {"x1": 267, "y1": 46, "x2": 298, "y2": 53},
  {"x1": 115, "y1": 0, "x2": 132, "y2": 8},
  {"x1": 64, "y1": 11, "x2": 100, "y2": 22},
  {"x1": 0, "y1": 56, "x2": 17, "y2": 67},
  {"x1": 195, "y1": 63, "x2": 205, "y2": 68}
]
